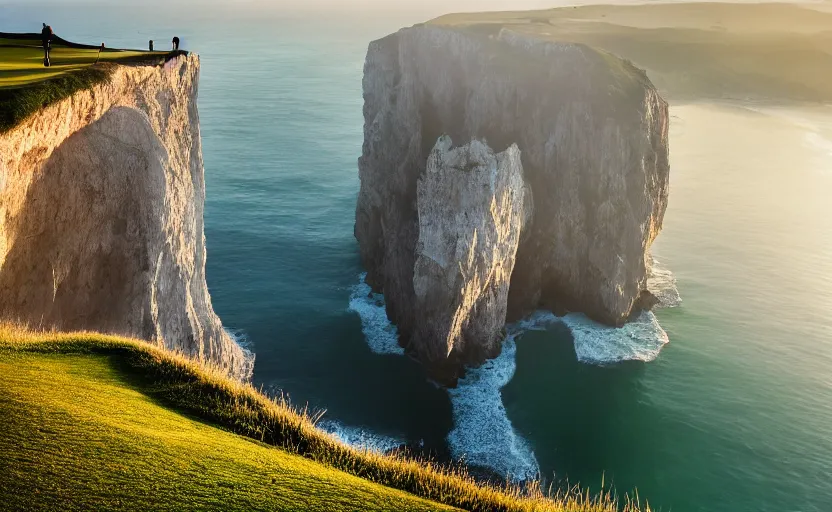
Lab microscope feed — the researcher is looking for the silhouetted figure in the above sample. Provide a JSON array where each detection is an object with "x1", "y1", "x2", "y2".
[
  {"x1": 94, "y1": 43, "x2": 105, "y2": 64},
  {"x1": 41, "y1": 23, "x2": 53, "y2": 67},
  {"x1": 172, "y1": 36, "x2": 180, "y2": 51},
  {"x1": 149, "y1": 40, "x2": 154, "y2": 51}
]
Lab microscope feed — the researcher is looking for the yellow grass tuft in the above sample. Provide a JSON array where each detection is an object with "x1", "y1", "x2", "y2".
[{"x1": 0, "y1": 325, "x2": 649, "y2": 512}]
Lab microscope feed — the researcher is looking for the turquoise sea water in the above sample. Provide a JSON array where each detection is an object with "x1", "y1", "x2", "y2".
[{"x1": 4, "y1": 5, "x2": 832, "y2": 511}]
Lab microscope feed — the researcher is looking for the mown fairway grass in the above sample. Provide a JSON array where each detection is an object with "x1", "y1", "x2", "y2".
[
  {"x1": 0, "y1": 329, "x2": 648, "y2": 512},
  {"x1": 0, "y1": 35, "x2": 176, "y2": 132},
  {"x1": 0, "y1": 38, "x2": 165, "y2": 87}
]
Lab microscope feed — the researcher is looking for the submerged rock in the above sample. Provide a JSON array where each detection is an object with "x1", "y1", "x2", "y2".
[
  {"x1": 413, "y1": 136, "x2": 530, "y2": 373},
  {"x1": 355, "y1": 25, "x2": 670, "y2": 380}
]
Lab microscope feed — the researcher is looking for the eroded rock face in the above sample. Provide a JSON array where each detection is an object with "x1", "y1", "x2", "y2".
[
  {"x1": 0, "y1": 56, "x2": 252, "y2": 380},
  {"x1": 413, "y1": 136, "x2": 530, "y2": 369},
  {"x1": 355, "y1": 25, "x2": 669, "y2": 378}
]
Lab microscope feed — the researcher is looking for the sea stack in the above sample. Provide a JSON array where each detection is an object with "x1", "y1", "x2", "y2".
[
  {"x1": 355, "y1": 25, "x2": 670, "y2": 382},
  {"x1": 413, "y1": 136, "x2": 530, "y2": 372}
]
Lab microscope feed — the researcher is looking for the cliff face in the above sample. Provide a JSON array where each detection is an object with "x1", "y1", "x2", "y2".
[
  {"x1": 356, "y1": 25, "x2": 669, "y2": 378},
  {"x1": 0, "y1": 56, "x2": 252, "y2": 380},
  {"x1": 413, "y1": 136, "x2": 530, "y2": 368}
]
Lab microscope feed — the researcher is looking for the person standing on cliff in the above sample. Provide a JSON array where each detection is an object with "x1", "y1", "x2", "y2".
[
  {"x1": 41, "y1": 23, "x2": 53, "y2": 67},
  {"x1": 94, "y1": 43, "x2": 105, "y2": 64},
  {"x1": 172, "y1": 36, "x2": 180, "y2": 51}
]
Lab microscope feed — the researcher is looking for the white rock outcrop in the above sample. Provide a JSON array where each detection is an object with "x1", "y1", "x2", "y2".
[
  {"x1": 355, "y1": 25, "x2": 670, "y2": 380},
  {"x1": 413, "y1": 136, "x2": 530, "y2": 367},
  {"x1": 0, "y1": 56, "x2": 252, "y2": 380}
]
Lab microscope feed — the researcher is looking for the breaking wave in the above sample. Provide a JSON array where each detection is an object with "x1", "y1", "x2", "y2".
[
  {"x1": 561, "y1": 311, "x2": 669, "y2": 364},
  {"x1": 510, "y1": 306, "x2": 672, "y2": 365},
  {"x1": 347, "y1": 273, "x2": 538, "y2": 480},
  {"x1": 348, "y1": 273, "x2": 405, "y2": 355},
  {"x1": 347, "y1": 264, "x2": 680, "y2": 480},
  {"x1": 318, "y1": 419, "x2": 405, "y2": 454},
  {"x1": 225, "y1": 327, "x2": 254, "y2": 351},
  {"x1": 446, "y1": 334, "x2": 540, "y2": 481},
  {"x1": 648, "y1": 256, "x2": 683, "y2": 308},
  {"x1": 225, "y1": 328, "x2": 256, "y2": 381}
]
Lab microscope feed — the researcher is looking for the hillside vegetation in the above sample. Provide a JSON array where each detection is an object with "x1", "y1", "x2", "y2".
[
  {"x1": 0, "y1": 329, "x2": 647, "y2": 512},
  {"x1": 0, "y1": 352, "x2": 456, "y2": 511},
  {"x1": 433, "y1": 2, "x2": 832, "y2": 103}
]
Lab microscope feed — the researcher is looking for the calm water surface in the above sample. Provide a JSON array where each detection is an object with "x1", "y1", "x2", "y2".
[{"x1": 4, "y1": 5, "x2": 832, "y2": 511}]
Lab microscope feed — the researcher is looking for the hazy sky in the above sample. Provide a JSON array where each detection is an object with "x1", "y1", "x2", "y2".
[
  {"x1": 15, "y1": 0, "x2": 826, "y2": 13},
  {"x1": 10, "y1": 0, "x2": 828, "y2": 26},
  {"x1": 12, "y1": 0, "x2": 573, "y2": 12},
  {"x1": 1, "y1": 0, "x2": 600, "y2": 25}
]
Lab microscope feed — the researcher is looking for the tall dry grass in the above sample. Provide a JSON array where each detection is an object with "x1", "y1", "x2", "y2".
[{"x1": 0, "y1": 326, "x2": 650, "y2": 512}]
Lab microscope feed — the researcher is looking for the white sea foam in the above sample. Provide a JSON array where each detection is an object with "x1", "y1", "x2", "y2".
[
  {"x1": 561, "y1": 311, "x2": 669, "y2": 364},
  {"x1": 648, "y1": 257, "x2": 683, "y2": 308},
  {"x1": 225, "y1": 327, "x2": 254, "y2": 350},
  {"x1": 224, "y1": 328, "x2": 256, "y2": 380},
  {"x1": 348, "y1": 273, "x2": 405, "y2": 355},
  {"x1": 444, "y1": 296, "x2": 675, "y2": 478},
  {"x1": 511, "y1": 310, "x2": 560, "y2": 332},
  {"x1": 348, "y1": 274, "x2": 539, "y2": 480},
  {"x1": 446, "y1": 334, "x2": 541, "y2": 481},
  {"x1": 318, "y1": 419, "x2": 404, "y2": 454},
  {"x1": 346, "y1": 270, "x2": 674, "y2": 482}
]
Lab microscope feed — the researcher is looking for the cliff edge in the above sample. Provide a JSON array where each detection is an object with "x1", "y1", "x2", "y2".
[
  {"x1": 355, "y1": 25, "x2": 669, "y2": 381},
  {"x1": 0, "y1": 55, "x2": 252, "y2": 379}
]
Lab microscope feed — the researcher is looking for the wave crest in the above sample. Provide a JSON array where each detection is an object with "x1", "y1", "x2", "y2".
[
  {"x1": 562, "y1": 311, "x2": 669, "y2": 364},
  {"x1": 318, "y1": 419, "x2": 405, "y2": 454},
  {"x1": 648, "y1": 256, "x2": 682, "y2": 308},
  {"x1": 446, "y1": 335, "x2": 540, "y2": 481},
  {"x1": 347, "y1": 268, "x2": 678, "y2": 481},
  {"x1": 348, "y1": 273, "x2": 405, "y2": 355}
]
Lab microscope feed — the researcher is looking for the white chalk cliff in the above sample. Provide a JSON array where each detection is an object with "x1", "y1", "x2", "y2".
[
  {"x1": 0, "y1": 55, "x2": 252, "y2": 379},
  {"x1": 355, "y1": 25, "x2": 670, "y2": 380},
  {"x1": 414, "y1": 136, "x2": 530, "y2": 367}
]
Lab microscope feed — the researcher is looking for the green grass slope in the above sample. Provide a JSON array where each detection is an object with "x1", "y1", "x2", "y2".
[
  {"x1": 0, "y1": 351, "x2": 456, "y2": 512},
  {"x1": 0, "y1": 330, "x2": 646, "y2": 512},
  {"x1": 432, "y1": 2, "x2": 832, "y2": 103},
  {"x1": 0, "y1": 35, "x2": 180, "y2": 133}
]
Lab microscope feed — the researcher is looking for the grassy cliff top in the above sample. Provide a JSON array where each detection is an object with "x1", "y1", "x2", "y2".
[
  {"x1": 0, "y1": 328, "x2": 646, "y2": 512},
  {"x1": 0, "y1": 34, "x2": 170, "y2": 88},
  {"x1": 0, "y1": 34, "x2": 183, "y2": 133},
  {"x1": 432, "y1": 2, "x2": 832, "y2": 103}
]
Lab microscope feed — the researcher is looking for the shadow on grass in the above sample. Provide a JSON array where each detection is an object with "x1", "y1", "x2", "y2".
[{"x1": 102, "y1": 351, "x2": 253, "y2": 438}]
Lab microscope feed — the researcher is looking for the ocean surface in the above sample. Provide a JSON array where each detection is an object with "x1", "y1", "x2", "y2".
[{"x1": 5, "y1": 4, "x2": 832, "y2": 511}]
